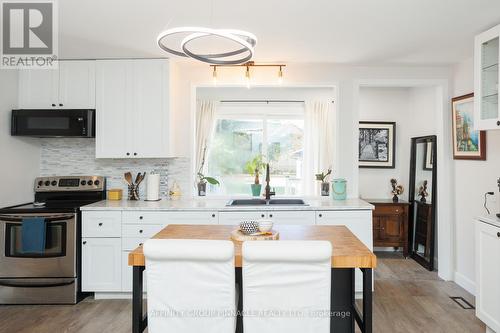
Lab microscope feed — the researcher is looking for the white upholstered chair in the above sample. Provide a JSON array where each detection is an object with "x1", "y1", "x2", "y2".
[
  {"x1": 242, "y1": 240, "x2": 332, "y2": 333},
  {"x1": 143, "y1": 239, "x2": 236, "y2": 333}
]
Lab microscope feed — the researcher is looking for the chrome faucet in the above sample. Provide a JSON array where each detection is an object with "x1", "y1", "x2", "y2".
[{"x1": 264, "y1": 163, "x2": 276, "y2": 200}]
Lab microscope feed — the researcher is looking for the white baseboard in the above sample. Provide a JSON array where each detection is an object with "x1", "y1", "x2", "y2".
[
  {"x1": 94, "y1": 292, "x2": 146, "y2": 300},
  {"x1": 454, "y1": 271, "x2": 476, "y2": 296}
]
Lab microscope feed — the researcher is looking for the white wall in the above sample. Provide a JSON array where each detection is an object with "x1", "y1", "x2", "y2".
[
  {"x1": 0, "y1": 71, "x2": 40, "y2": 206},
  {"x1": 452, "y1": 57, "x2": 500, "y2": 295},
  {"x1": 170, "y1": 61, "x2": 452, "y2": 198}
]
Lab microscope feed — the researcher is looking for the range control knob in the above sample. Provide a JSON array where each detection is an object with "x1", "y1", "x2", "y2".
[
  {"x1": 94, "y1": 180, "x2": 100, "y2": 186},
  {"x1": 38, "y1": 181, "x2": 43, "y2": 186},
  {"x1": 44, "y1": 180, "x2": 50, "y2": 186},
  {"x1": 80, "y1": 180, "x2": 86, "y2": 186},
  {"x1": 51, "y1": 180, "x2": 57, "y2": 186},
  {"x1": 87, "y1": 180, "x2": 93, "y2": 186}
]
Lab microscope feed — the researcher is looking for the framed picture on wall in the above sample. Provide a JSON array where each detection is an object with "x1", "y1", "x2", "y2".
[
  {"x1": 451, "y1": 93, "x2": 486, "y2": 160},
  {"x1": 358, "y1": 121, "x2": 396, "y2": 168}
]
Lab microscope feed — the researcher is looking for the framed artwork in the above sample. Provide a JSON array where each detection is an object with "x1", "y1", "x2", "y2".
[
  {"x1": 423, "y1": 142, "x2": 433, "y2": 170},
  {"x1": 359, "y1": 121, "x2": 396, "y2": 168},
  {"x1": 451, "y1": 93, "x2": 486, "y2": 160}
]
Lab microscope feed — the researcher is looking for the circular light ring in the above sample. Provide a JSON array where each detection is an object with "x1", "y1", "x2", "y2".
[
  {"x1": 181, "y1": 30, "x2": 254, "y2": 65},
  {"x1": 157, "y1": 27, "x2": 256, "y2": 59}
]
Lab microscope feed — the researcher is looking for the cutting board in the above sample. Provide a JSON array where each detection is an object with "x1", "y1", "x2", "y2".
[{"x1": 230, "y1": 229, "x2": 279, "y2": 242}]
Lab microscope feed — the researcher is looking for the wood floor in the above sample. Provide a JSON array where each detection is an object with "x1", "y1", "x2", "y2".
[{"x1": 0, "y1": 252, "x2": 485, "y2": 333}]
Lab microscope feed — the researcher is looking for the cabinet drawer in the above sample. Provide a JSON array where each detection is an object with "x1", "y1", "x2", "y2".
[
  {"x1": 122, "y1": 224, "x2": 164, "y2": 238},
  {"x1": 122, "y1": 211, "x2": 167, "y2": 224},
  {"x1": 122, "y1": 237, "x2": 147, "y2": 251},
  {"x1": 219, "y1": 212, "x2": 267, "y2": 225},
  {"x1": 373, "y1": 205, "x2": 404, "y2": 215},
  {"x1": 82, "y1": 211, "x2": 121, "y2": 237}
]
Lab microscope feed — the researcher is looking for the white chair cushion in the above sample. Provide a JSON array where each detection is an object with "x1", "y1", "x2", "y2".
[
  {"x1": 144, "y1": 239, "x2": 236, "y2": 333},
  {"x1": 243, "y1": 240, "x2": 332, "y2": 333}
]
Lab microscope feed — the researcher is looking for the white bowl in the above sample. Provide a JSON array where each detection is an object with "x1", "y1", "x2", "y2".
[{"x1": 258, "y1": 220, "x2": 273, "y2": 233}]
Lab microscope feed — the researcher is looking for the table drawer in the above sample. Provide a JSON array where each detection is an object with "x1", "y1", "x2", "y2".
[
  {"x1": 82, "y1": 211, "x2": 121, "y2": 237},
  {"x1": 122, "y1": 237, "x2": 147, "y2": 251},
  {"x1": 373, "y1": 205, "x2": 404, "y2": 216},
  {"x1": 122, "y1": 224, "x2": 164, "y2": 238},
  {"x1": 122, "y1": 211, "x2": 167, "y2": 224}
]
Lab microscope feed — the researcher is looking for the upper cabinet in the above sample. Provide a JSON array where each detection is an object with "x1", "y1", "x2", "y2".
[
  {"x1": 18, "y1": 60, "x2": 96, "y2": 109},
  {"x1": 95, "y1": 59, "x2": 171, "y2": 159},
  {"x1": 474, "y1": 25, "x2": 500, "y2": 130}
]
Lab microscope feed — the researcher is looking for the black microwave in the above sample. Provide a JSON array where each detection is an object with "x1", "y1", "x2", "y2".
[{"x1": 11, "y1": 109, "x2": 95, "y2": 138}]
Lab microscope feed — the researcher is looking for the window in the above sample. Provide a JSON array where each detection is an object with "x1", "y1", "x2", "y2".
[{"x1": 206, "y1": 104, "x2": 304, "y2": 196}]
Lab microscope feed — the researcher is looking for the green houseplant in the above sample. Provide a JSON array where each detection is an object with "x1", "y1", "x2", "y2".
[
  {"x1": 315, "y1": 168, "x2": 332, "y2": 196},
  {"x1": 197, "y1": 146, "x2": 220, "y2": 196},
  {"x1": 245, "y1": 155, "x2": 265, "y2": 197}
]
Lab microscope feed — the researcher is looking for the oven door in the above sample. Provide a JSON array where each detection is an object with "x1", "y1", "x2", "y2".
[
  {"x1": 0, "y1": 213, "x2": 76, "y2": 278},
  {"x1": 11, "y1": 109, "x2": 95, "y2": 137}
]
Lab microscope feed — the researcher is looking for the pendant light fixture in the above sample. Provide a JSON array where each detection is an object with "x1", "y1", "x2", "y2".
[
  {"x1": 156, "y1": 1, "x2": 257, "y2": 65},
  {"x1": 209, "y1": 62, "x2": 286, "y2": 86}
]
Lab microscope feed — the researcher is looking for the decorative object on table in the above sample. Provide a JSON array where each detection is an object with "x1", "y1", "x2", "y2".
[
  {"x1": 245, "y1": 154, "x2": 265, "y2": 197},
  {"x1": 239, "y1": 221, "x2": 260, "y2": 235},
  {"x1": 451, "y1": 93, "x2": 486, "y2": 160},
  {"x1": 107, "y1": 189, "x2": 123, "y2": 201},
  {"x1": 390, "y1": 178, "x2": 404, "y2": 202},
  {"x1": 196, "y1": 146, "x2": 220, "y2": 196},
  {"x1": 257, "y1": 220, "x2": 273, "y2": 233},
  {"x1": 315, "y1": 168, "x2": 332, "y2": 196},
  {"x1": 145, "y1": 172, "x2": 161, "y2": 201},
  {"x1": 168, "y1": 181, "x2": 182, "y2": 200},
  {"x1": 127, "y1": 172, "x2": 146, "y2": 201},
  {"x1": 418, "y1": 180, "x2": 429, "y2": 203},
  {"x1": 230, "y1": 229, "x2": 279, "y2": 242},
  {"x1": 331, "y1": 178, "x2": 347, "y2": 200},
  {"x1": 423, "y1": 142, "x2": 434, "y2": 170},
  {"x1": 358, "y1": 121, "x2": 396, "y2": 168}
]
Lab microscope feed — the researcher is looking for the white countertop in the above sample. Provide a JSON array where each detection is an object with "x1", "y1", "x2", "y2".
[
  {"x1": 476, "y1": 215, "x2": 500, "y2": 228},
  {"x1": 80, "y1": 197, "x2": 374, "y2": 211}
]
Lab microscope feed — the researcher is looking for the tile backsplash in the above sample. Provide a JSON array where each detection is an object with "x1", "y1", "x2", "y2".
[{"x1": 39, "y1": 139, "x2": 191, "y2": 199}]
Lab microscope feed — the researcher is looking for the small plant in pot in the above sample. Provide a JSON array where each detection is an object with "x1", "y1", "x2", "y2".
[
  {"x1": 196, "y1": 146, "x2": 219, "y2": 196},
  {"x1": 390, "y1": 178, "x2": 404, "y2": 202},
  {"x1": 315, "y1": 168, "x2": 332, "y2": 196},
  {"x1": 245, "y1": 155, "x2": 265, "y2": 197}
]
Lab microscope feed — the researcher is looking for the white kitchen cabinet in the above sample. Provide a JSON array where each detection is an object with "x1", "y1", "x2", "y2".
[
  {"x1": 475, "y1": 218, "x2": 500, "y2": 332},
  {"x1": 18, "y1": 60, "x2": 95, "y2": 109},
  {"x1": 82, "y1": 238, "x2": 121, "y2": 292},
  {"x1": 268, "y1": 211, "x2": 315, "y2": 225},
  {"x1": 219, "y1": 211, "x2": 269, "y2": 225},
  {"x1": 316, "y1": 210, "x2": 373, "y2": 292},
  {"x1": 95, "y1": 59, "x2": 171, "y2": 158},
  {"x1": 82, "y1": 211, "x2": 122, "y2": 238},
  {"x1": 122, "y1": 251, "x2": 147, "y2": 292},
  {"x1": 122, "y1": 210, "x2": 218, "y2": 225},
  {"x1": 475, "y1": 24, "x2": 500, "y2": 130}
]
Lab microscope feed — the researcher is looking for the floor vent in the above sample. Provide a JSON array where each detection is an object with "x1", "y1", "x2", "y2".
[{"x1": 450, "y1": 296, "x2": 475, "y2": 310}]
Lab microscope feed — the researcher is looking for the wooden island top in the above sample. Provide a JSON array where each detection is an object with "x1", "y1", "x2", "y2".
[{"x1": 128, "y1": 224, "x2": 377, "y2": 268}]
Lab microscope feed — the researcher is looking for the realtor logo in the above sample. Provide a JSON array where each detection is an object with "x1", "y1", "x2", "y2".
[{"x1": 1, "y1": 0, "x2": 58, "y2": 68}]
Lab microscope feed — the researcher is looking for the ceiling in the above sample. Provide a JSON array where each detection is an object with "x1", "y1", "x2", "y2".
[{"x1": 60, "y1": 0, "x2": 500, "y2": 65}]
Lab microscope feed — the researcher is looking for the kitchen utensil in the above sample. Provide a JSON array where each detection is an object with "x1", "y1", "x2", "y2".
[
  {"x1": 258, "y1": 220, "x2": 273, "y2": 233},
  {"x1": 124, "y1": 172, "x2": 133, "y2": 185},
  {"x1": 135, "y1": 172, "x2": 141, "y2": 185}
]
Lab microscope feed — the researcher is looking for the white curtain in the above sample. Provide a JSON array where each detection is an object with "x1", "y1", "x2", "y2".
[
  {"x1": 195, "y1": 100, "x2": 217, "y2": 173},
  {"x1": 303, "y1": 101, "x2": 335, "y2": 195}
]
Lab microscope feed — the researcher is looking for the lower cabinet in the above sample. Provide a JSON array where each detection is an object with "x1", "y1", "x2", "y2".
[
  {"x1": 82, "y1": 238, "x2": 121, "y2": 292},
  {"x1": 219, "y1": 211, "x2": 315, "y2": 225},
  {"x1": 475, "y1": 219, "x2": 500, "y2": 332}
]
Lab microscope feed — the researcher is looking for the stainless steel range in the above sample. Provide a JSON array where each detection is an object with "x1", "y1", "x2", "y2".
[{"x1": 0, "y1": 176, "x2": 105, "y2": 304}]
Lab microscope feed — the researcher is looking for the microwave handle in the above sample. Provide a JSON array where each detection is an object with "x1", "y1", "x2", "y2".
[
  {"x1": 0, "y1": 279, "x2": 75, "y2": 288},
  {"x1": 0, "y1": 215, "x2": 75, "y2": 222}
]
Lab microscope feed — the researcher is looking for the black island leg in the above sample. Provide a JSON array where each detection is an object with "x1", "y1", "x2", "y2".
[
  {"x1": 132, "y1": 266, "x2": 147, "y2": 333},
  {"x1": 352, "y1": 268, "x2": 373, "y2": 333}
]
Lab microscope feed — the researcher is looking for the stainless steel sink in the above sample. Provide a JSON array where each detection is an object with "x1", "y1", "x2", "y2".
[{"x1": 226, "y1": 198, "x2": 307, "y2": 206}]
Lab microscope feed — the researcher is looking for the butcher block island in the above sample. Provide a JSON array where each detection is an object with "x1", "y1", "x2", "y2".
[{"x1": 128, "y1": 224, "x2": 377, "y2": 333}]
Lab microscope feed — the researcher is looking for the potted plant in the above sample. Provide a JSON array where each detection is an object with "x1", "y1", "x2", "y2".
[
  {"x1": 245, "y1": 155, "x2": 265, "y2": 197},
  {"x1": 315, "y1": 168, "x2": 332, "y2": 196},
  {"x1": 197, "y1": 146, "x2": 220, "y2": 196},
  {"x1": 390, "y1": 178, "x2": 404, "y2": 202}
]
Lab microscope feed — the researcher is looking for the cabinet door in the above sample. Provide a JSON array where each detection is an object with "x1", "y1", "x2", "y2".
[
  {"x1": 95, "y1": 60, "x2": 133, "y2": 158},
  {"x1": 131, "y1": 59, "x2": 170, "y2": 158},
  {"x1": 18, "y1": 69, "x2": 58, "y2": 108},
  {"x1": 268, "y1": 211, "x2": 315, "y2": 225},
  {"x1": 475, "y1": 221, "x2": 500, "y2": 331},
  {"x1": 219, "y1": 211, "x2": 267, "y2": 225},
  {"x1": 379, "y1": 215, "x2": 403, "y2": 242},
  {"x1": 474, "y1": 25, "x2": 500, "y2": 130},
  {"x1": 58, "y1": 60, "x2": 95, "y2": 108},
  {"x1": 82, "y1": 238, "x2": 121, "y2": 292}
]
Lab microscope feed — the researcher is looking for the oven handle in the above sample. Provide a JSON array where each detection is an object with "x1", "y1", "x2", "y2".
[
  {"x1": 0, "y1": 279, "x2": 75, "y2": 288},
  {"x1": 0, "y1": 215, "x2": 75, "y2": 223}
]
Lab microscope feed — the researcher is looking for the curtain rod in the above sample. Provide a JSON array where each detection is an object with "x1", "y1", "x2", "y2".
[{"x1": 219, "y1": 100, "x2": 334, "y2": 104}]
